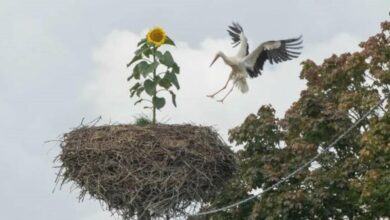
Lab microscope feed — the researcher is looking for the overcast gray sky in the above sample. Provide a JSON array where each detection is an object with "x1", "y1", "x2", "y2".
[{"x1": 1, "y1": 1, "x2": 389, "y2": 219}]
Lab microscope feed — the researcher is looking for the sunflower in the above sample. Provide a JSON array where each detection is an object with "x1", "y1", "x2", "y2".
[{"x1": 146, "y1": 27, "x2": 167, "y2": 47}]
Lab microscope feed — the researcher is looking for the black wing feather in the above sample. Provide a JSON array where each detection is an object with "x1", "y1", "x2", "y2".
[
  {"x1": 248, "y1": 36, "x2": 303, "y2": 78},
  {"x1": 227, "y1": 22, "x2": 248, "y2": 55}
]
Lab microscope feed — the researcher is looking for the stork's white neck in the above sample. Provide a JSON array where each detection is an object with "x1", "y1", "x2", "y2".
[{"x1": 218, "y1": 51, "x2": 235, "y2": 66}]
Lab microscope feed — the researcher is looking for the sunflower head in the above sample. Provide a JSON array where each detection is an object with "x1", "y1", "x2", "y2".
[{"x1": 146, "y1": 26, "x2": 167, "y2": 47}]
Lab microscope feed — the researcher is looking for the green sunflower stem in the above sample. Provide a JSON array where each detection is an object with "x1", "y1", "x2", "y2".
[{"x1": 152, "y1": 46, "x2": 157, "y2": 124}]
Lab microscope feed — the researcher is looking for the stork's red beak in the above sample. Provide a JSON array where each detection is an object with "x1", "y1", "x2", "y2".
[{"x1": 210, "y1": 54, "x2": 220, "y2": 67}]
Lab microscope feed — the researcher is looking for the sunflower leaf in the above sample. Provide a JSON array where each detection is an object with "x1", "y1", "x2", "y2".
[
  {"x1": 154, "y1": 75, "x2": 162, "y2": 84},
  {"x1": 144, "y1": 79, "x2": 156, "y2": 96},
  {"x1": 169, "y1": 90, "x2": 177, "y2": 107},
  {"x1": 130, "y1": 82, "x2": 141, "y2": 90},
  {"x1": 152, "y1": 96, "x2": 166, "y2": 109},
  {"x1": 165, "y1": 36, "x2": 176, "y2": 46},
  {"x1": 172, "y1": 63, "x2": 180, "y2": 74},
  {"x1": 155, "y1": 51, "x2": 163, "y2": 60},
  {"x1": 132, "y1": 69, "x2": 140, "y2": 80},
  {"x1": 135, "y1": 43, "x2": 149, "y2": 56},
  {"x1": 143, "y1": 47, "x2": 152, "y2": 58},
  {"x1": 133, "y1": 61, "x2": 148, "y2": 79},
  {"x1": 137, "y1": 38, "x2": 147, "y2": 47},
  {"x1": 130, "y1": 82, "x2": 141, "y2": 97},
  {"x1": 160, "y1": 51, "x2": 175, "y2": 67},
  {"x1": 134, "y1": 99, "x2": 144, "y2": 106},
  {"x1": 130, "y1": 88, "x2": 137, "y2": 97},
  {"x1": 165, "y1": 72, "x2": 180, "y2": 89},
  {"x1": 159, "y1": 77, "x2": 171, "y2": 89},
  {"x1": 141, "y1": 62, "x2": 159, "y2": 77},
  {"x1": 127, "y1": 54, "x2": 142, "y2": 67},
  {"x1": 136, "y1": 87, "x2": 144, "y2": 97}
]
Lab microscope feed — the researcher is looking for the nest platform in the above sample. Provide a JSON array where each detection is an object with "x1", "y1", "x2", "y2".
[{"x1": 56, "y1": 124, "x2": 236, "y2": 219}]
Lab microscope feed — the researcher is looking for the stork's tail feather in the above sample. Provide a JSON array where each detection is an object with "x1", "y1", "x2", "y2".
[{"x1": 235, "y1": 80, "x2": 249, "y2": 93}]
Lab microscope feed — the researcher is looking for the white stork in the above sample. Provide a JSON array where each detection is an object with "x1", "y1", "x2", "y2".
[{"x1": 207, "y1": 22, "x2": 303, "y2": 103}]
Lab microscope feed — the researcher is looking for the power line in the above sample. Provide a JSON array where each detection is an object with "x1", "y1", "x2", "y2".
[{"x1": 189, "y1": 95, "x2": 388, "y2": 217}]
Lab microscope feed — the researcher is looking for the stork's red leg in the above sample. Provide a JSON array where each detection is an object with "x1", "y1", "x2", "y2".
[
  {"x1": 207, "y1": 75, "x2": 231, "y2": 98},
  {"x1": 217, "y1": 83, "x2": 235, "y2": 103}
]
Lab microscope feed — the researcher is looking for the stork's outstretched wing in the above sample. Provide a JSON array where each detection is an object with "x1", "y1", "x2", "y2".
[
  {"x1": 227, "y1": 22, "x2": 249, "y2": 58},
  {"x1": 244, "y1": 36, "x2": 303, "y2": 78}
]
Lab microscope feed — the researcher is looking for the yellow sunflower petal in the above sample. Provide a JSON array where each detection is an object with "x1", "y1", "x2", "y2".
[{"x1": 146, "y1": 26, "x2": 167, "y2": 47}]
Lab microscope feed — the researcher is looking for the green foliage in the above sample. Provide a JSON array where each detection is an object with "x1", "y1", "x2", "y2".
[
  {"x1": 152, "y1": 96, "x2": 165, "y2": 109},
  {"x1": 202, "y1": 20, "x2": 390, "y2": 219},
  {"x1": 133, "y1": 115, "x2": 152, "y2": 125},
  {"x1": 127, "y1": 35, "x2": 180, "y2": 124}
]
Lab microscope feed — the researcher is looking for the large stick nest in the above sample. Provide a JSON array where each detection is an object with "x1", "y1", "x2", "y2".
[{"x1": 56, "y1": 124, "x2": 236, "y2": 219}]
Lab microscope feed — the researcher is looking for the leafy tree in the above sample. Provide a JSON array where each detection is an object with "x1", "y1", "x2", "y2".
[{"x1": 201, "y1": 20, "x2": 390, "y2": 219}]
